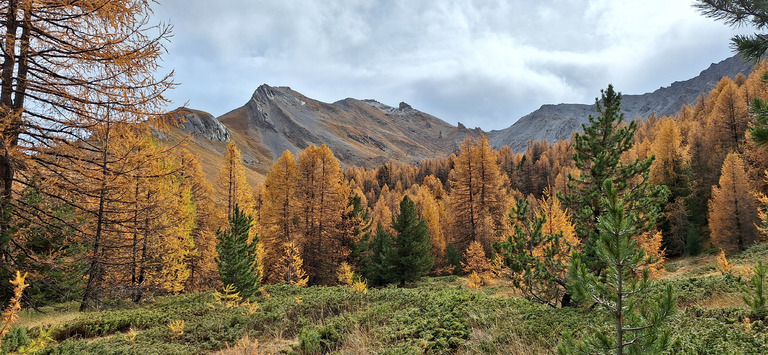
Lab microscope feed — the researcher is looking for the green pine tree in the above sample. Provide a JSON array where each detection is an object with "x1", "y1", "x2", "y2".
[
  {"x1": 743, "y1": 261, "x2": 767, "y2": 318},
  {"x1": 560, "y1": 84, "x2": 667, "y2": 271},
  {"x1": 389, "y1": 196, "x2": 434, "y2": 286},
  {"x1": 358, "y1": 224, "x2": 395, "y2": 287},
  {"x1": 749, "y1": 86, "x2": 768, "y2": 147},
  {"x1": 695, "y1": 1, "x2": 768, "y2": 63},
  {"x1": 560, "y1": 180, "x2": 675, "y2": 355},
  {"x1": 496, "y1": 198, "x2": 575, "y2": 308},
  {"x1": 216, "y1": 205, "x2": 260, "y2": 298}
]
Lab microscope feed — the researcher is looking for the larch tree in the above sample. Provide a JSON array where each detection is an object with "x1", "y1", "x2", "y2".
[
  {"x1": 177, "y1": 149, "x2": 219, "y2": 291},
  {"x1": 448, "y1": 135, "x2": 510, "y2": 255},
  {"x1": 649, "y1": 118, "x2": 693, "y2": 255},
  {"x1": 461, "y1": 240, "x2": 498, "y2": 288},
  {"x1": 260, "y1": 150, "x2": 300, "y2": 284},
  {"x1": 124, "y1": 139, "x2": 195, "y2": 303},
  {"x1": 0, "y1": 0, "x2": 174, "y2": 259},
  {"x1": 371, "y1": 184, "x2": 400, "y2": 234},
  {"x1": 706, "y1": 78, "x2": 749, "y2": 156},
  {"x1": 708, "y1": 152, "x2": 760, "y2": 254},
  {"x1": 282, "y1": 241, "x2": 308, "y2": 287},
  {"x1": 145, "y1": 175, "x2": 196, "y2": 296},
  {"x1": 560, "y1": 85, "x2": 667, "y2": 271},
  {"x1": 214, "y1": 143, "x2": 256, "y2": 224},
  {"x1": 296, "y1": 144, "x2": 349, "y2": 285},
  {"x1": 26, "y1": 118, "x2": 177, "y2": 310}
]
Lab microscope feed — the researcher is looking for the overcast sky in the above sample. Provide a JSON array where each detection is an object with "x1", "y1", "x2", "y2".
[{"x1": 152, "y1": 0, "x2": 751, "y2": 130}]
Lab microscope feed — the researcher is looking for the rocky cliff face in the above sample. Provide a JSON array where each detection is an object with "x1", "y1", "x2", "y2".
[
  {"x1": 488, "y1": 55, "x2": 753, "y2": 152},
  {"x1": 172, "y1": 108, "x2": 230, "y2": 142}
]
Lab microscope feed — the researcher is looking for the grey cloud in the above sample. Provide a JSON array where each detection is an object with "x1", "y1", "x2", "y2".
[{"x1": 153, "y1": 0, "x2": 748, "y2": 130}]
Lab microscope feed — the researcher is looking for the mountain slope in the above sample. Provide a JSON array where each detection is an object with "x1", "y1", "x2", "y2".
[
  {"x1": 488, "y1": 55, "x2": 754, "y2": 152},
  {"x1": 166, "y1": 86, "x2": 479, "y2": 182}
]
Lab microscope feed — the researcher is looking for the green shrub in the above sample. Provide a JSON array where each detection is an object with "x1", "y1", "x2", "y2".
[{"x1": 1, "y1": 326, "x2": 30, "y2": 354}]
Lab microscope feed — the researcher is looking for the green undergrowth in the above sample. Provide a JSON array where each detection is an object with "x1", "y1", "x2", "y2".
[{"x1": 4, "y1": 244, "x2": 766, "y2": 354}]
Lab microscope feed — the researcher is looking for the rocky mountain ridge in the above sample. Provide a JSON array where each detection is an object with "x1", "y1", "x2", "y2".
[
  {"x1": 169, "y1": 55, "x2": 753, "y2": 181},
  {"x1": 488, "y1": 55, "x2": 753, "y2": 151}
]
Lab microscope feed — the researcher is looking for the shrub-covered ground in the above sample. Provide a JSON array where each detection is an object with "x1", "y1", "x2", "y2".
[{"x1": 5, "y1": 244, "x2": 768, "y2": 354}]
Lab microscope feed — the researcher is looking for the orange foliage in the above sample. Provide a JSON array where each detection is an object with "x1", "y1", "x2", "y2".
[
  {"x1": 634, "y1": 231, "x2": 665, "y2": 279},
  {"x1": 296, "y1": 145, "x2": 350, "y2": 284},
  {"x1": 709, "y1": 153, "x2": 760, "y2": 253},
  {"x1": 461, "y1": 241, "x2": 500, "y2": 288},
  {"x1": 214, "y1": 143, "x2": 257, "y2": 225},
  {"x1": 260, "y1": 150, "x2": 300, "y2": 283},
  {"x1": 283, "y1": 242, "x2": 308, "y2": 287},
  {"x1": 448, "y1": 136, "x2": 511, "y2": 254},
  {"x1": 717, "y1": 249, "x2": 733, "y2": 275}
]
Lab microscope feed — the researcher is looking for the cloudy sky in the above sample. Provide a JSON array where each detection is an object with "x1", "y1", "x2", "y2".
[{"x1": 152, "y1": 0, "x2": 751, "y2": 130}]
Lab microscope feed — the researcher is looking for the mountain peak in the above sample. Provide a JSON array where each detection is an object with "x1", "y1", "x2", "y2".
[{"x1": 489, "y1": 55, "x2": 753, "y2": 152}]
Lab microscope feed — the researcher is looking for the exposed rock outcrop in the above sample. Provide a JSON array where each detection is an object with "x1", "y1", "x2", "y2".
[{"x1": 171, "y1": 108, "x2": 230, "y2": 142}]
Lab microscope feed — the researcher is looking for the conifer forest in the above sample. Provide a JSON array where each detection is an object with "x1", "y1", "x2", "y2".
[{"x1": 0, "y1": 0, "x2": 768, "y2": 354}]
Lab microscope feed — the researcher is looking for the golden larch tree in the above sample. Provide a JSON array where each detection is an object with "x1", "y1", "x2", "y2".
[
  {"x1": 706, "y1": 78, "x2": 749, "y2": 157},
  {"x1": 371, "y1": 184, "x2": 400, "y2": 233},
  {"x1": 534, "y1": 191, "x2": 579, "y2": 267},
  {"x1": 28, "y1": 120, "x2": 179, "y2": 309},
  {"x1": 283, "y1": 242, "x2": 308, "y2": 287},
  {"x1": 148, "y1": 178, "x2": 196, "y2": 295},
  {"x1": 649, "y1": 117, "x2": 692, "y2": 255},
  {"x1": 177, "y1": 149, "x2": 220, "y2": 291},
  {"x1": 407, "y1": 182, "x2": 448, "y2": 266},
  {"x1": 214, "y1": 143, "x2": 257, "y2": 224},
  {"x1": 448, "y1": 136, "x2": 510, "y2": 254},
  {"x1": 461, "y1": 240, "x2": 499, "y2": 288},
  {"x1": 119, "y1": 137, "x2": 195, "y2": 303},
  {"x1": 260, "y1": 150, "x2": 300, "y2": 284},
  {"x1": 296, "y1": 145, "x2": 350, "y2": 285},
  {"x1": 708, "y1": 152, "x2": 760, "y2": 254},
  {"x1": 0, "y1": 0, "x2": 174, "y2": 255},
  {"x1": 634, "y1": 231, "x2": 665, "y2": 279}
]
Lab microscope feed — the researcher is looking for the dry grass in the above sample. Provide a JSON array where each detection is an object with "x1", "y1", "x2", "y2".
[
  {"x1": 214, "y1": 334, "x2": 263, "y2": 355},
  {"x1": 335, "y1": 324, "x2": 377, "y2": 354},
  {"x1": 688, "y1": 292, "x2": 746, "y2": 309},
  {"x1": 17, "y1": 302, "x2": 81, "y2": 329},
  {"x1": 662, "y1": 254, "x2": 720, "y2": 279}
]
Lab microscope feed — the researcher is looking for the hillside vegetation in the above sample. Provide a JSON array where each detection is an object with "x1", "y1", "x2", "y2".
[{"x1": 2, "y1": 243, "x2": 765, "y2": 354}]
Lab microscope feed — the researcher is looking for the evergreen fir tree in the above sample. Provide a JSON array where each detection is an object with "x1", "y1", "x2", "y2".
[
  {"x1": 560, "y1": 181, "x2": 675, "y2": 355},
  {"x1": 560, "y1": 85, "x2": 667, "y2": 271},
  {"x1": 216, "y1": 206, "x2": 260, "y2": 298},
  {"x1": 358, "y1": 224, "x2": 395, "y2": 287},
  {"x1": 389, "y1": 196, "x2": 434, "y2": 286}
]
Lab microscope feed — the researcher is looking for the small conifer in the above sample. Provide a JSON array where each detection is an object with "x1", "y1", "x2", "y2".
[{"x1": 216, "y1": 206, "x2": 260, "y2": 298}]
